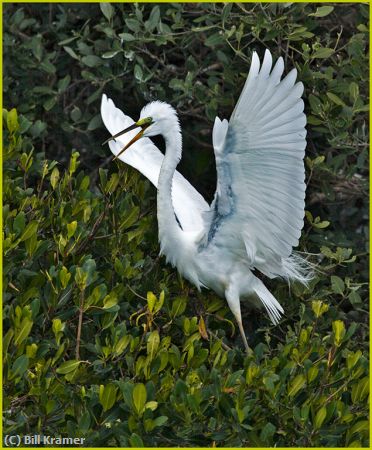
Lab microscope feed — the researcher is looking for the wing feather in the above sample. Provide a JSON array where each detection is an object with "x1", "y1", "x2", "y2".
[{"x1": 203, "y1": 50, "x2": 307, "y2": 270}]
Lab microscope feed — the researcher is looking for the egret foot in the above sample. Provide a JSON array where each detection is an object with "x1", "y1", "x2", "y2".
[
  {"x1": 225, "y1": 285, "x2": 252, "y2": 354},
  {"x1": 237, "y1": 319, "x2": 252, "y2": 354}
]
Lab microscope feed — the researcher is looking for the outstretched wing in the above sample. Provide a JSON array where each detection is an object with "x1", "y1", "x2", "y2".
[
  {"x1": 202, "y1": 50, "x2": 306, "y2": 274},
  {"x1": 101, "y1": 94, "x2": 209, "y2": 233}
]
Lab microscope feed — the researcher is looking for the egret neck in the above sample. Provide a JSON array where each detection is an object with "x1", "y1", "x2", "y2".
[{"x1": 156, "y1": 113, "x2": 185, "y2": 258}]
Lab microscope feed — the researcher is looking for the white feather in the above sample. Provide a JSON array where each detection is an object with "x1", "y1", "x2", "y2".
[
  {"x1": 205, "y1": 50, "x2": 312, "y2": 321},
  {"x1": 101, "y1": 94, "x2": 209, "y2": 233}
]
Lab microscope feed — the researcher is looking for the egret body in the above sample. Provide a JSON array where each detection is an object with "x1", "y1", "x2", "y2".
[{"x1": 101, "y1": 50, "x2": 312, "y2": 351}]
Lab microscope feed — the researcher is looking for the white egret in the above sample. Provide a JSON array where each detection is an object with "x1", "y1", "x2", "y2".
[{"x1": 101, "y1": 50, "x2": 312, "y2": 351}]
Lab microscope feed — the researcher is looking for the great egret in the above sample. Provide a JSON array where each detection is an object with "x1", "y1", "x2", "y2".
[{"x1": 101, "y1": 50, "x2": 312, "y2": 351}]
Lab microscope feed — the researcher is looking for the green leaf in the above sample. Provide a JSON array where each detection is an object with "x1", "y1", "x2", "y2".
[
  {"x1": 132, "y1": 383, "x2": 147, "y2": 415},
  {"x1": 260, "y1": 422, "x2": 276, "y2": 442},
  {"x1": 18, "y1": 115, "x2": 32, "y2": 134},
  {"x1": 312, "y1": 48, "x2": 334, "y2": 59},
  {"x1": 75, "y1": 267, "x2": 88, "y2": 290},
  {"x1": 327, "y1": 92, "x2": 346, "y2": 107},
  {"x1": 119, "y1": 206, "x2": 139, "y2": 230},
  {"x1": 313, "y1": 406, "x2": 327, "y2": 429},
  {"x1": 348, "y1": 420, "x2": 369, "y2": 437},
  {"x1": 43, "y1": 96, "x2": 56, "y2": 111},
  {"x1": 288, "y1": 26, "x2": 314, "y2": 41},
  {"x1": 100, "y1": 2, "x2": 114, "y2": 21},
  {"x1": 349, "y1": 82, "x2": 359, "y2": 103},
  {"x1": 3, "y1": 329, "x2": 14, "y2": 356},
  {"x1": 31, "y1": 36, "x2": 43, "y2": 61},
  {"x1": 30, "y1": 120, "x2": 47, "y2": 137},
  {"x1": 313, "y1": 156, "x2": 325, "y2": 166},
  {"x1": 246, "y1": 363, "x2": 260, "y2": 384},
  {"x1": 105, "y1": 172, "x2": 119, "y2": 193},
  {"x1": 146, "y1": 6, "x2": 160, "y2": 31},
  {"x1": 205, "y1": 32, "x2": 224, "y2": 47},
  {"x1": 288, "y1": 374, "x2": 306, "y2": 397},
  {"x1": 147, "y1": 291, "x2": 157, "y2": 313},
  {"x1": 346, "y1": 350, "x2": 362, "y2": 370},
  {"x1": 119, "y1": 32, "x2": 136, "y2": 42},
  {"x1": 78, "y1": 411, "x2": 91, "y2": 432},
  {"x1": 222, "y1": 3, "x2": 232, "y2": 25},
  {"x1": 357, "y1": 23, "x2": 368, "y2": 32},
  {"x1": 7, "y1": 108, "x2": 19, "y2": 133},
  {"x1": 114, "y1": 335, "x2": 131, "y2": 356},
  {"x1": 70, "y1": 106, "x2": 82, "y2": 122},
  {"x1": 63, "y1": 46, "x2": 79, "y2": 60},
  {"x1": 313, "y1": 220, "x2": 330, "y2": 229},
  {"x1": 147, "y1": 330, "x2": 160, "y2": 360},
  {"x1": 45, "y1": 399, "x2": 57, "y2": 415},
  {"x1": 50, "y1": 167, "x2": 60, "y2": 189},
  {"x1": 103, "y1": 293, "x2": 118, "y2": 309},
  {"x1": 309, "y1": 6, "x2": 334, "y2": 17},
  {"x1": 82, "y1": 55, "x2": 102, "y2": 68},
  {"x1": 152, "y1": 416, "x2": 168, "y2": 428},
  {"x1": 134, "y1": 64, "x2": 143, "y2": 82},
  {"x1": 169, "y1": 78, "x2": 184, "y2": 91},
  {"x1": 14, "y1": 318, "x2": 33, "y2": 346},
  {"x1": 13, "y1": 212, "x2": 26, "y2": 236},
  {"x1": 348, "y1": 440, "x2": 362, "y2": 448},
  {"x1": 56, "y1": 360, "x2": 82, "y2": 374},
  {"x1": 99, "y1": 383, "x2": 118, "y2": 412},
  {"x1": 331, "y1": 276, "x2": 345, "y2": 294},
  {"x1": 102, "y1": 50, "x2": 121, "y2": 59},
  {"x1": 125, "y1": 18, "x2": 141, "y2": 33},
  {"x1": 67, "y1": 221, "x2": 77, "y2": 238},
  {"x1": 117, "y1": 380, "x2": 134, "y2": 408},
  {"x1": 87, "y1": 114, "x2": 102, "y2": 131},
  {"x1": 307, "y1": 366, "x2": 319, "y2": 383},
  {"x1": 332, "y1": 320, "x2": 345, "y2": 346},
  {"x1": 76, "y1": 258, "x2": 97, "y2": 289},
  {"x1": 154, "y1": 290, "x2": 165, "y2": 313},
  {"x1": 311, "y1": 300, "x2": 329, "y2": 318},
  {"x1": 351, "y1": 377, "x2": 369, "y2": 403},
  {"x1": 308, "y1": 94, "x2": 322, "y2": 115},
  {"x1": 52, "y1": 318, "x2": 64, "y2": 334},
  {"x1": 170, "y1": 296, "x2": 187, "y2": 317},
  {"x1": 129, "y1": 433, "x2": 144, "y2": 447},
  {"x1": 145, "y1": 400, "x2": 158, "y2": 411},
  {"x1": 10, "y1": 355, "x2": 29, "y2": 378},
  {"x1": 58, "y1": 75, "x2": 71, "y2": 93}
]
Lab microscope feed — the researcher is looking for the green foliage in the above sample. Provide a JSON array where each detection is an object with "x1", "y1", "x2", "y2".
[{"x1": 3, "y1": 3, "x2": 368, "y2": 447}]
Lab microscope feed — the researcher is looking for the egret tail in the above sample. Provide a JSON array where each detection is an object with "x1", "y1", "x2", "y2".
[{"x1": 253, "y1": 281, "x2": 284, "y2": 325}]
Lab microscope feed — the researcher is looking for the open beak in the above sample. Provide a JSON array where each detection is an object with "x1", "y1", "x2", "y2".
[
  {"x1": 101, "y1": 122, "x2": 140, "y2": 146},
  {"x1": 102, "y1": 120, "x2": 151, "y2": 161},
  {"x1": 112, "y1": 127, "x2": 146, "y2": 161}
]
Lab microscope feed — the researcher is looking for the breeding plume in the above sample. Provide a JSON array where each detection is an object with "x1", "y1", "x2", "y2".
[{"x1": 101, "y1": 50, "x2": 311, "y2": 351}]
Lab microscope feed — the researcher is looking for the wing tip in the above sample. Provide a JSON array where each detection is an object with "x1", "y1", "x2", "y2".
[{"x1": 101, "y1": 93, "x2": 109, "y2": 126}]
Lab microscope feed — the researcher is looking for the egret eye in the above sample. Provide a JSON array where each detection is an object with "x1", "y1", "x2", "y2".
[{"x1": 137, "y1": 117, "x2": 153, "y2": 127}]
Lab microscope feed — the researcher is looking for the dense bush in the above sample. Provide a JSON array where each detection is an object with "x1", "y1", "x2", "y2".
[{"x1": 3, "y1": 3, "x2": 369, "y2": 447}]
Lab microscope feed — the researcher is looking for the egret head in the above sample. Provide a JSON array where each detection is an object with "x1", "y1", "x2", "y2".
[
  {"x1": 139, "y1": 101, "x2": 179, "y2": 137},
  {"x1": 104, "y1": 101, "x2": 179, "y2": 160}
]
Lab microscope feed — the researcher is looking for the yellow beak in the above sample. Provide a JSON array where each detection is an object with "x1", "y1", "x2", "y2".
[
  {"x1": 102, "y1": 118, "x2": 152, "y2": 161},
  {"x1": 113, "y1": 127, "x2": 145, "y2": 161}
]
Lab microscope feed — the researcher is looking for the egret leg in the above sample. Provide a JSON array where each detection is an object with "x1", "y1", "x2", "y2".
[
  {"x1": 225, "y1": 285, "x2": 251, "y2": 354},
  {"x1": 237, "y1": 319, "x2": 250, "y2": 354}
]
